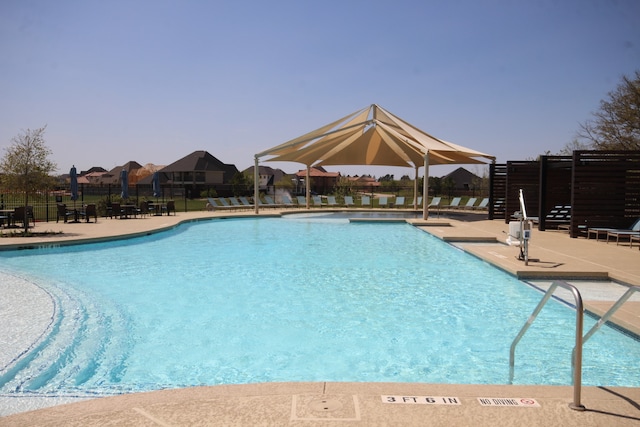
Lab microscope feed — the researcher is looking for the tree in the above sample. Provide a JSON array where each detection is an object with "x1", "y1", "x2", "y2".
[
  {"x1": 577, "y1": 70, "x2": 640, "y2": 150},
  {"x1": 0, "y1": 126, "x2": 57, "y2": 232}
]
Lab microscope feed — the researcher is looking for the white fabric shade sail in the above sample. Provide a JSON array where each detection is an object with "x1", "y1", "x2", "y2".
[{"x1": 254, "y1": 104, "x2": 494, "y2": 218}]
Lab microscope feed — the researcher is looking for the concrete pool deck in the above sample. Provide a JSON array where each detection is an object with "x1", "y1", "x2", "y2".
[{"x1": 1, "y1": 209, "x2": 639, "y2": 426}]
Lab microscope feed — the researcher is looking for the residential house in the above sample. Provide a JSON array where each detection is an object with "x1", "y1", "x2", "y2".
[
  {"x1": 294, "y1": 167, "x2": 340, "y2": 195},
  {"x1": 154, "y1": 150, "x2": 239, "y2": 198}
]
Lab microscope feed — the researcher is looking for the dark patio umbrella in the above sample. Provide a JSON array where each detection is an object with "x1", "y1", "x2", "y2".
[
  {"x1": 152, "y1": 171, "x2": 161, "y2": 199},
  {"x1": 120, "y1": 169, "x2": 129, "y2": 199},
  {"x1": 70, "y1": 165, "x2": 79, "y2": 208}
]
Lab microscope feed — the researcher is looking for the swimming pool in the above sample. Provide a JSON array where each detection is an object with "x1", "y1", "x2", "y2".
[{"x1": 0, "y1": 216, "x2": 638, "y2": 398}]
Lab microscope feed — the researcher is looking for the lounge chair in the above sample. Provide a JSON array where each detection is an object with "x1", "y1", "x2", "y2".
[
  {"x1": 378, "y1": 196, "x2": 388, "y2": 208},
  {"x1": 344, "y1": 196, "x2": 355, "y2": 207},
  {"x1": 281, "y1": 195, "x2": 294, "y2": 207},
  {"x1": 361, "y1": 195, "x2": 371, "y2": 207},
  {"x1": 229, "y1": 197, "x2": 244, "y2": 208},
  {"x1": 605, "y1": 218, "x2": 640, "y2": 245},
  {"x1": 239, "y1": 197, "x2": 254, "y2": 207},
  {"x1": 394, "y1": 196, "x2": 405, "y2": 208},
  {"x1": 312, "y1": 195, "x2": 325, "y2": 207},
  {"x1": 473, "y1": 198, "x2": 489, "y2": 210},
  {"x1": 445, "y1": 197, "x2": 461, "y2": 209},
  {"x1": 326, "y1": 196, "x2": 338, "y2": 207},
  {"x1": 206, "y1": 198, "x2": 231, "y2": 211},
  {"x1": 296, "y1": 196, "x2": 307, "y2": 206},
  {"x1": 218, "y1": 198, "x2": 233, "y2": 209},
  {"x1": 587, "y1": 218, "x2": 639, "y2": 241},
  {"x1": 462, "y1": 198, "x2": 477, "y2": 209},
  {"x1": 410, "y1": 196, "x2": 423, "y2": 208},
  {"x1": 428, "y1": 197, "x2": 441, "y2": 208},
  {"x1": 261, "y1": 196, "x2": 279, "y2": 208}
]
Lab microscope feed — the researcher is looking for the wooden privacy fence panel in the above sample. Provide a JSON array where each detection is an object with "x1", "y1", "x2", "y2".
[
  {"x1": 489, "y1": 163, "x2": 506, "y2": 220},
  {"x1": 570, "y1": 151, "x2": 640, "y2": 237},
  {"x1": 505, "y1": 161, "x2": 539, "y2": 224},
  {"x1": 539, "y1": 156, "x2": 572, "y2": 231}
]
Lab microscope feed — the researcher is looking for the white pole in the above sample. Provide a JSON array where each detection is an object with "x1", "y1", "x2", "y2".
[
  {"x1": 306, "y1": 165, "x2": 311, "y2": 209},
  {"x1": 414, "y1": 165, "x2": 419, "y2": 210},
  {"x1": 422, "y1": 153, "x2": 429, "y2": 220},
  {"x1": 254, "y1": 156, "x2": 260, "y2": 214}
]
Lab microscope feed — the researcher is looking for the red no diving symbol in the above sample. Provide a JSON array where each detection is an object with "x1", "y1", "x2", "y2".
[{"x1": 520, "y1": 399, "x2": 536, "y2": 405}]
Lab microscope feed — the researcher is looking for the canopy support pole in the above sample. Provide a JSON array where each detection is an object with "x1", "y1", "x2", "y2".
[
  {"x1": 254, "y1": 156, "x2": 260, "y2": 214},
  {"x1": 413, "y1": 165, "x2": 419, "y2": 210},
  {"x1": 422, "y1": 153, "x2": 429, "y2": 220},
  {"x1": 306, "y1": 165, "x2": 311, "y2": 209}
]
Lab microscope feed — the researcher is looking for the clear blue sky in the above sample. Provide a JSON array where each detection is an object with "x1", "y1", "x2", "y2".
[{"x1": 1, "y1": 0, "x2": 638, "y2": 178}]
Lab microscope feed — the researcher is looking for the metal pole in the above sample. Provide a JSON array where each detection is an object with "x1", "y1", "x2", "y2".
[
  {"x1": 422, "y1": 153, "x2": 429, "y2": 220},
  {"x1": 254, "y1": 156, "x2": 260, "y2": 214}
]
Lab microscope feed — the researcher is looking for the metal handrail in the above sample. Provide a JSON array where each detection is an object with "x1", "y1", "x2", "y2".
[
  {"x1": 509, "y1": 281, "x2": 585, "y2": 411},
  {"x1": 582, "y1": 285, "x2": 640, "y2": 344}
]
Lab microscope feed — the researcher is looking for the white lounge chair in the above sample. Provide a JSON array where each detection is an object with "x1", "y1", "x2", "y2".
[
  {"x1": 445, "y1": 197, "x2": 461, "y2": 209},
  {"x1": 326, "y1": 196, "x2": 338, "y2": 207},
  {"x1": 378, "y1": 196, "x2": 388, "y2": 208},
  {"x1": 361, "y1": 195, "x2": 371, "y2": 207},
  {"x1": 344, "y1": 196, "x2": 355, "y2": 207},
  {"x1": 394, "y1": 196, "x2": 405, "y2": 208}
]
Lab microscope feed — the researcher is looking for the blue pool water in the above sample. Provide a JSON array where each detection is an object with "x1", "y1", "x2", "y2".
[{"x1": 0, "y1": 216, "x2": 638, "y2": 396}]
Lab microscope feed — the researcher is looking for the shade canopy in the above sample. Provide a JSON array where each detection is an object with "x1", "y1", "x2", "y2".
[
  {"x1": 256, "y1": 104, "x2": 494, "y2": 168},
  {"x1": 254, "y1": 104, "x2": 495, "y2": 217}
]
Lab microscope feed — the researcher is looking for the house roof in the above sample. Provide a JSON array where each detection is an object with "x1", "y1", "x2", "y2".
[
  {"x1": 161, "y1": 150, "x2": 238, "y2": 182},
  {"x1": 295, "y1": 167, "x2": 340, "y2": 178}
]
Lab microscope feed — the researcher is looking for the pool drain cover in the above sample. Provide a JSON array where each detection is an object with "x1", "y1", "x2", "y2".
[{"x1": 309, "y1": 398, "x2": 343, "y2": 412}]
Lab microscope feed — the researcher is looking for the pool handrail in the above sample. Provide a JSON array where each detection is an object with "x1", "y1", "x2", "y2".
[
  {"x1": 509, "y1": 280, "x2": 585, "y2": 411},
  {"x1": 581, "y1": 285, "x2": 640, "y2": 344}
]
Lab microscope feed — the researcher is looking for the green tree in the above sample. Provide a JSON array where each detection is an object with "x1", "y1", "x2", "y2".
[
  {"x1": 0, "y1": 126, "x2": 57, "y2": 232},
  {"x1": 230, "y1": 171, "x2": 251, "y2": 196},
  {"x1": 577, "y1": 70, "x2": 640, "y2": 150}
]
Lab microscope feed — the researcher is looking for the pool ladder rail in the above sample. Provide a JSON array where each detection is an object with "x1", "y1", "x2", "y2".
[{"x1": 509, "y1": 280, "x2": 640, "y2": 411}]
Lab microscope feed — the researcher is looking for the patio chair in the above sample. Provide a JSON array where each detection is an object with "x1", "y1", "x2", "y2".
[
  {"x1": 239, "y1": 197, "x2": 254, "y2": 207},
  {"x1": 378, "y1": 196, "x2": 388, "y2": 208},
  {"x1": 312, "y1": 195, "x2": 325, "y2": 207},
  {"x1": 56, "y1": 203, "x2": 74, "y2": 223},
  {"x1": 14, "y1": 206, "x2": 36, "y2": 227},
  {"x1": 296, "y1": 196, "x2": 307, "y2": 206},
  {"x1": 218, "y1": 198, "x2": 233, "y2": 209},
  {"x1": 410, "y1": 196, "x2": 423, "y2": 208},
  {"x1": 361, "y1": 195, "x2": 371, "y2": 207},
  {"x1": 344, "y1": 196, "x2": 355, "y2": 207},
  {"x1": 110, "y1": 203, "x2": 123, "y2": 219},
  {"x1": 394, "y1": 196, "x2": 405, "y2": 208},
  {"x1": 326, "y1": 196, "x2": 338, "y2": 207},
  {"x1": 81, "y1": 204, "x2": 98, "y2": 222},
  {"x1": 229, "y1": 197, "x2": 244, "y2": 208},
  {"x1": 605, "y1": 218, "x2": 640, "y2": 245},
  {"x1": 281, "y1": 195, "x2": 295, "y2": 207},
  {"x1": 163, "y1": 200, "x2": 176, "y2": 215},
  {"x1": 428, "y1": 197, "x2": 441, "y2": 208},
  {"x1": 473, "y1": 198, "x2": 489, "y2": 210},
  {"x1": 444, "y1": 197, "x2": 461, "y2": 209},
  {"x1": 587, "y1": 218, "x2": 640, "y2": 241},
  {"x1": 257, "y1": 196, "x2": 277, "y2": 208},
  {"x1": 462, "y1": 198, "x2": 478, "y2": 209}
]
